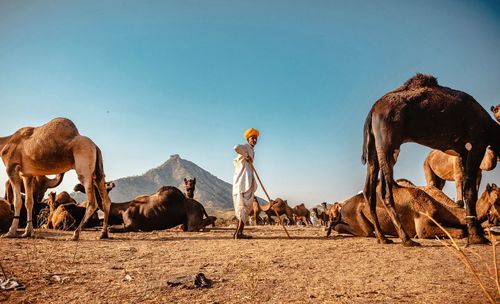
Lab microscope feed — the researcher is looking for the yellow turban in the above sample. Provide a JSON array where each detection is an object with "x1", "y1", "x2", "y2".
[{"x1": 244, "y1": 128, "x2": 260, "y2": 139}]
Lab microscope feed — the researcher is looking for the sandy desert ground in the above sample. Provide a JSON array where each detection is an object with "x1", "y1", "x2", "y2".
[{"x1": 0, "y1": 225, "x2": 498, "y2": 304}]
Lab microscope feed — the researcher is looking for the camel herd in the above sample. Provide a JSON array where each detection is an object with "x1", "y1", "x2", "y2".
[{"x1": 0, "y1": 74, "x2": 499, "y2": 247}]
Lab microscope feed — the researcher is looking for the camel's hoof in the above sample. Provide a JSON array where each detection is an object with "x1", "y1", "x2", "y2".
[
  {"x1": 403, "y1": 240, "x2": 421, "y2": 247},
  {"x1": 378, "y1": 238, "x2": 394, "y2": 244},
  {"x1": 2, "y1": 231, "x2": 18, "y2": 238},
  {"x1": 21, "y1": 231, "x2": 34, "y2": 238},
  {"x1": 99, "y1": 232, "x2": 109, "y2": 240},
  {"x1": 468, "y1": 234, "x2": 489, "y2": 245},
  {"x1": 71, "y1": 234, "x2": 80, "y2": 241}
]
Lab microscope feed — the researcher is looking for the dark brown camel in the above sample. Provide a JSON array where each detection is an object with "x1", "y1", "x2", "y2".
[
  {"x1": 0, "y1": 118, "x2": 112, "y2": 240},
  {"x1": 292, "y1": 203, "x2": 312, "y2": 225},
  {"x1": 184, "y1": 178, "x2": 196, "y2": 199},
  {"x1": 312, "y1": 202, "x2": 330, "y2": 226},
  {"x1": 108, "y1": 186, "x2": 212, "y2": 233},
  {"x1": 362, "y1": 74, "x2": 499, "y2": 245}
]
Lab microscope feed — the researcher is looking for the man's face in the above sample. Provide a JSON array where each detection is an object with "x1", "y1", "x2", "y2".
[{"x1": 247, "y1": 136, "x2": 258, "y2": 147}]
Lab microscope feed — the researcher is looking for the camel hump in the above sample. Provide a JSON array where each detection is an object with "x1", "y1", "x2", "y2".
[{"x1": 402, "y1": 73, "x2": 439, "y2": 90}]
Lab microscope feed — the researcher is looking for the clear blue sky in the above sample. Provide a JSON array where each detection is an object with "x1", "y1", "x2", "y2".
[{"x1": 0, "y1": 1, "x2": 499, "y2": 206}]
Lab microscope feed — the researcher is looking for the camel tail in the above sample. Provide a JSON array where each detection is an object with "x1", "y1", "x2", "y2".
[
  {"x1": 361, "y1": 110, "x2": 373, "y2": 165},
  {"x1": 95, "y1": 146, "x2": 105, "y2": 182}
]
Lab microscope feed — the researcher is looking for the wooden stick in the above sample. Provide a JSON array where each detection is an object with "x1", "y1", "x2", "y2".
[{"x1": 249, "y1": 162, "x2": 291, "y2": 239}]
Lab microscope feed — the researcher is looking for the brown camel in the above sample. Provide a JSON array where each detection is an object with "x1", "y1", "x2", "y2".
[
  {"x1": 423, "y1": 148, "x2": 497, "y2": 205},
  {"x1": 108, "y1": 186, "x2": 212, "y2": 233},
  {"x1": 45, "y1": 192, "x2": 75, "y2": 230},
  {"x1": 184, "y1": 178, "x2": 196, "y2": 199},
  {"x1": 0, "y1": 117, "x2": 112, "y2": 240},
  {"x1": 327, "y1": 183, "x2": 499, "y2": 239},
  {"x1": 248, "y1": 197, "x2": 273, "y2": 225},
  {"x1": 292, "y1": 203, "x2": 312, "y2": 225},
  {"x1": 265, "y1": 198, "x2": 295, "y2": 225},
  {"x1": 491, "y1": 104, "x2": 500, "y2": 122},
  {"x1": 362, "y1": 74, "x2": 499, "y2": 245},
  {"x1": 0, "y1": 199, "x2": 14, "y2": 232},
  {"x1": 312, "y1": 202, "x2": 330, "y2": 226}
]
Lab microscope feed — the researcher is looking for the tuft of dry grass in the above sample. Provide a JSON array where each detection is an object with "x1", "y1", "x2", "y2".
[{"x1": 419, "y1": 211, "x2": 498, "y2": 304}]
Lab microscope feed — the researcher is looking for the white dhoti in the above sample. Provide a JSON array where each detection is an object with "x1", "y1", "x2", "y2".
[{"x1": 232, "y1": 143, "x2": 257, "y2": 222}]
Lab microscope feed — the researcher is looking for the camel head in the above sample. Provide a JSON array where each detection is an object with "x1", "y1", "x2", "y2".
[
  {"x1": 183, "y1": 177, "x2": 196, "y2": 199},
  {"x1": 477, "y1": 183, "x2": 500, "y2": 225},
  {"x1": 105, "y1": 182, "x2": 116, "y2": 192},
  {"x1": 48, "y1": 191, "x2": 57, "y2": 210},
  {"x1": 329, "y1": 203, "x2": 343, "y2": 226},
  {"x1": 491, "y1": 105, "x2": 500, "y2": 123}
]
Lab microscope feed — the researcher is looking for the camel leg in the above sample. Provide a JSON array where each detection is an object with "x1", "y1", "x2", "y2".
[
  {"x1": 463, "y1": 149, "x2": 488, "y2": 244},
  {"x1": 95, "y1": 178, "x2": 111, "y2": 239},
  {"x1": 4, "y1": 165, "x2": 23, "y2": 238},
  {"x1": 363, "y1": 151, "x2": 392, "y2": 244},
  {"x1": 21, "y1": 176, "x2": 35, "y2": 238},
  {"x1": 71, "y1": 180, "x2": 98, "y2": 241}
]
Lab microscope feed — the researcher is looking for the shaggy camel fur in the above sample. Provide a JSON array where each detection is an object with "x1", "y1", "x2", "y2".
[
  {"x1": 423, "y1": 148, "x2": 497, "y2": 205},
  {"x1": 0, "y1": 118, "x2": 112, "y2": 240},
  {"x1": 0, "y1": 199, "x2": 14, "y2": 232},
  {"x1": 328, "y1": 182, "x2": 499, "y2": 239},
  {"x1": 362, "y1": 74, "x2": 499, "y2": 245},
  {"x1": 292, "y1": 203, "x2": 312, "y2": 225}
]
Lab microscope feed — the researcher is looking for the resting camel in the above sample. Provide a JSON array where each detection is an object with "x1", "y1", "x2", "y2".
[
  {"x1": 292, "y1": 203, "x2": 312, "y2": 225},
  {"x1": 0, "y1": 199, "x2": 13, "y2": 232},
  {"x1": 45, "y1": 192, "x2": 76, "y2": 230},
  {"x1": 424, "y1": 148, "x2": 497, "y2": 205},
  {"x1": 327, "y1": 182, "x2": 499, "y2": 239},
  {"x1": 184, "y1": 178, "x2": 196, "y2": 199},
  {"x1": 0, "y1": 117, "x2": 112, "y2": 240},
  {"x1": 362, "y1": 74, "x2": 500, "y2": 245},
  {"x1": 108, "y1": 186, "x2": 213, "y2": 232}
]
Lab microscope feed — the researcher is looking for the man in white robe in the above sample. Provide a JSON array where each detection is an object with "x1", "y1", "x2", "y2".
[{"x1": 232, "y1": 128, "x2": 259, "y2": 239}]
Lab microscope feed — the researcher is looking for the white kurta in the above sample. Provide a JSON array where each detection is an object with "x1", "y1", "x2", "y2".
[{"x1": 232, "y1": 143, "x2": 257, "y2": 222}]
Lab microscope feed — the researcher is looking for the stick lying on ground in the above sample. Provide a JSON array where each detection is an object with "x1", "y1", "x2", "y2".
[{"x1": 249, "y1": 162, "x2": 291, "y2": 239}]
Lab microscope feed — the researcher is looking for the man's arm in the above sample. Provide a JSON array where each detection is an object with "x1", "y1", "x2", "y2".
[{"x1": 234, "y1": 144, "x2": 253, "y2": 163}]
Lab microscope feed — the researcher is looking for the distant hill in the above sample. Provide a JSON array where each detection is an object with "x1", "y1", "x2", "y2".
[{"x1": 72, "y1": 154, "x2": 234, "y2": 211}]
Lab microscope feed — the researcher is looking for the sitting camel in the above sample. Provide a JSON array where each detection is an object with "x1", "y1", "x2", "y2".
[
  {"x1": 292, "y1": 203, "x2": 312, "y2": 225},
  {"x1": 0, "y1": 117, "x2": 112, "y2": 240},
  {"x1": 182, "y1": 177, "x2": 216, "y2": 229},
  {"x1": 0, "y1": 199, "x2": 14, "y2": 232},
  {"x1": 327, "y1": 182, "x2": 499, "y2": 239},
  {"x1": 108, "y1": 186, "x2": 213, "y2": 233},
  {"x1": 45, "y1": 192, "x2": 76, "y2": 230},
  {"x1": 423, "y1": 148, "x2": 497, "y2": 205}
]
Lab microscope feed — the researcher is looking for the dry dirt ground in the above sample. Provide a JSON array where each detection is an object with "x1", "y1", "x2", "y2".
[{"x1": 0, "y1": 226, "x2": 498, "y2": 304}]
